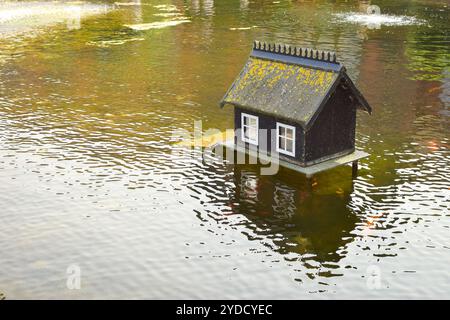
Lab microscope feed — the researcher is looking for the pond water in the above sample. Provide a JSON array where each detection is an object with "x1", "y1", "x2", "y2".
[{"x1": 0, "y1": 0, "x2": 448, "y2": 299}]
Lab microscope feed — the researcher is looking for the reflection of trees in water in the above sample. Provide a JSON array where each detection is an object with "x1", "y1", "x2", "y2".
[
  {"x1": 405, "y1": 30, "x2": 449, "y2": 81},
  {"x1": 229, "y1": 164, "x2": 360, "y2": 264}
]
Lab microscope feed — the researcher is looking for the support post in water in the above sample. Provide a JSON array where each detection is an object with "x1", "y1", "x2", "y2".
[{"x1": 352, "y1": 160, "x2": 358, "y2": 178}]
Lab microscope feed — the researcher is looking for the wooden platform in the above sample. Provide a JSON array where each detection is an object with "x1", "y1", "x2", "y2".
[{"x1": 216, "y1": 140, "x2": 369, "y2": 177}]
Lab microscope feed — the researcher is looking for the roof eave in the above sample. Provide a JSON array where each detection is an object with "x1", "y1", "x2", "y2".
[
  {"x1": 221, "y1": 100, "x2": 308, "y2": 129},
  {"x1": 219, "y1": 54, "x2": 254, "y2": 109},
  {"x1": 342, "y1": 73, "x2": 372, "y2": 114}
]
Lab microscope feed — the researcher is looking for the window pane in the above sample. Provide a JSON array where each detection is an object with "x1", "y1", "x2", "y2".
[
  {"x1": 279, "y1": 126, "x2": 285, "y2": 137},
  {"x1": 242, "y1": 115, "x2": 258, "y2": 143},
  {"x1": 286, "y1": 139, "x2": 293, "y2": 152},
  {"x1": 279, "y1": 137, "x2": 285, "y2": 150},
  {"x1": 286, "y1": 128, "x2": 293, "y2": 139},
  {"x1": 249, "y1": 128, "x2": 257, "y2": 140}
]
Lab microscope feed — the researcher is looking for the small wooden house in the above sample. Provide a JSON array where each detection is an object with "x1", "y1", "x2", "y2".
[{"x1": 220, "y1": 41, "x2": 372, "y2": 168}]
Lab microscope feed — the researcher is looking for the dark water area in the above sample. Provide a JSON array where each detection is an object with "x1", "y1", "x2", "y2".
[{"x1": 0, "y1": 0, "x2": 448, "y2": 299}]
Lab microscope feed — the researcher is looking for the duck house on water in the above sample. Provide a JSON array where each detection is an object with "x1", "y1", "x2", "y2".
[{"x1": 219, "y1": 41, "x2": 372, "y2": 178}]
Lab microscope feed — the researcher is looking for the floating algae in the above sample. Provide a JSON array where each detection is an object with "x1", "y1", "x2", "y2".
[
  {"x1": 86, "y1": 37, "x2": 145, "y2": 47},
  {"x1": 153, "y1": 12, "x2": 182, "y2": 18},
  {"x1": 124, "y1": 19, "x2": 190, "y2": 31},
  {"x1": 114, "y1": 2, "x2": 152, "y2": 6},
  {"x1": 153, "y1": 4, "x2": 179, "y2": 12},
  {"x1": 175, "y1": 129, "x2": 235, "y2": 148},
  {"x1": 229, "y1": 26, "x2": 258, "y2": 31}
]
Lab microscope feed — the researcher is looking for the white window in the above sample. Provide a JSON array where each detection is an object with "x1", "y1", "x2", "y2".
[
  {"x1": 276, "y1": 122, "x2": 295, "y2": 157},
  {"x1": 241, "y1": 113, "x2": 259, "y2": 145}
]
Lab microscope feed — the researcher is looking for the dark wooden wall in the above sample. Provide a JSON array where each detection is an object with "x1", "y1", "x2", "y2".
[{"x1": 304, "y1": 84, "x2": 356, "y2": 164}]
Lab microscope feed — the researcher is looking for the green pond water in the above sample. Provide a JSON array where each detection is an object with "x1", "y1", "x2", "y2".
[{"x1": 0, "y1": 0, "x2": 448, "y2": 299}]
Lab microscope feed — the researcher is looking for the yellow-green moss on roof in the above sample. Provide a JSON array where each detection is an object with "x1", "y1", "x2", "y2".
[
  {"x1": 222, "y1": 57, "x2": 338, "y2": 127},
  {"x1": 220, "y1": 41, "x2": 372, "y2": 129},
  {"x1": 222, "y1": 56, "x2": 338, "y2": 128}
]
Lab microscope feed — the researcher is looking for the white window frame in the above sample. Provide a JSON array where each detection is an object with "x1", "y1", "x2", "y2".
[
  {"x1": 241, "y1": 113, "x2": 259, "y2": 145},
  {"x1": 276, "y1": 122, "x2": 296, "y2": 157}
]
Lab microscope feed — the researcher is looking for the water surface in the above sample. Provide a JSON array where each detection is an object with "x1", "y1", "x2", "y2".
[{"x1": 0, "y1": 0, "x2": 449, "y2": 299}]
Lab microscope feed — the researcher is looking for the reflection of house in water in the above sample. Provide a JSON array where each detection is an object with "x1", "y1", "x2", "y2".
[{"x1": 231, "y1": 165, "x2": 360, "y2": 263}]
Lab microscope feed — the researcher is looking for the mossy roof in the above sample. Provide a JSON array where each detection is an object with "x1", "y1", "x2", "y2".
[{"x1": 220, "y1": 42, "x2": 371, "y2": 130}]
